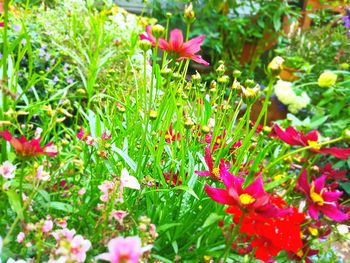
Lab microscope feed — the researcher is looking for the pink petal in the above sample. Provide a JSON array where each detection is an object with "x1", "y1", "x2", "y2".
[
  {"x1": 322, "y1": 191, "x2": 343, "y2": 202},
  {"x1": 0, "y1": 130, "x2": 12, "y2": 141},
  {"x1": 313, "y1": 175, "x2": 326, "y2": 193},
  {"x1": 195, "y1": 171, "x2": 211, "y2": 177},
  {"x1": 204, "y1": 145, "x2": 213, "y2": 171},
  {"x1": 297, "y1": 170, "x2": 310, "y2": 194},
  {"x1": 169, "y1": 29, "x2": 184, "y2": 51},
  {"x1": 204, "y1": 184, "x2": 236, "y2": 205},
  {"x1": 308, "y1": 203, "x2": 319, "y2": 219},
  {"x1": 246, "y1": 176, "x2": 265, "y2": 197},
  {"x1": 320, "y1": 204, "x2": 349, "y2": 222},
  {"x1": 318, "y1": 147, "x2": 350, "y2": 159},
  {"x1": 305, "y1": 130, "x2": 319, "y2": 142},
  {"x1": 273, "y1": 125, "x2": 300, "y2": 146},
  {"x1": 182, "y1": 35, "x2": 205, "y2": 54}
]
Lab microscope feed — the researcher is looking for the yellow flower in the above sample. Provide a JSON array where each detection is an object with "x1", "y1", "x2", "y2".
[{"x1": 318, "y1": 71, "x2": 337, "y2": 87}]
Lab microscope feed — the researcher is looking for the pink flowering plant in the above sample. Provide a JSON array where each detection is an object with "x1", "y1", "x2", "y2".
[{"x1": 0, "y1": 1, "x2": 349, "y2": 263}]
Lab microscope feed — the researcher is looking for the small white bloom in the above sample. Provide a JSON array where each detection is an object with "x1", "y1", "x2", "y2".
[
  {"x1": 0, "y1": 161, "x2": 16, "y2": 179},
  {"x1": 120, "y1": 168, "x2": 140, "y2": 190},
  {"x1": 36, "y1": 166, "x2": 50, "y2": 181},
  {"x1": 34, "y1": 127, "x2": 43, "y2": 139},
  {"x1": 337, "y1": 224, "x2": 349, "y2": 235}
]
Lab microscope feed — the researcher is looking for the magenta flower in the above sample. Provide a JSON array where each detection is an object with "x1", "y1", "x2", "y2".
[
  {"x1": 0, "y1": 130, "x2": 58, "y2": 157},
  {"x1": 140, "y1": 25, "x2": 157, "y2": 47},
  {"x1": 96, "y1": 236, "x2": 143, "y2": 263},
  {"x1": 297, "y1": 170, "x2": 348, "y2": 222},
  {"x1": 140, "y1": 26, "x2": 209, "y2": 66},
  {"x1": 273, "y1": 125, "x2": 350, "y2": 159},
  {"x1": 205, "y1": 170, "x2": 291, "y2": 217},
  {"x1": 195, "y1": 145, "x2": 227, "y2": 180}
]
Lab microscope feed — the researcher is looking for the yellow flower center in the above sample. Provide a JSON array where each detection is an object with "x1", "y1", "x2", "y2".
[
  {"x1": 212, "y1": 167, "x2": 220, "y2": 179},
  {"x1": 308, "y1": 140, "x2": 321, "y2": 150},
  {"x1": 239, "y1": 193, "x2": 256, "y2": 205},
  {"x1": 308, "y1": 227, "x2": 319, "y2": 236},
  {"x1": 296, "y1": 249, "x2": 304, "y2": 258},
  {"x1": 310, "y1": 182, "x2": 324, "y2": 206}
]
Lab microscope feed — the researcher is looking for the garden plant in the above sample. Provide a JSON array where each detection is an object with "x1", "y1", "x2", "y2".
[{"x1": 0, "y1": 1, "x2": 349, "y2": 262}]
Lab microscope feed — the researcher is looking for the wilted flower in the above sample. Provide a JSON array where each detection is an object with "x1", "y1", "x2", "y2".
[
  {"x1": 0, "y1": 161, "x2": 16, "y2": 179},
  {"x1": 268, "y1": 56, "x2": 284, "y2": 75},
  {"x1": 318, "y1": 71, "x2": 337, "y2": 87}
]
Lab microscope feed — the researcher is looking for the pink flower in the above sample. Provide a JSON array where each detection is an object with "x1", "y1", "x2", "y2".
[
  {"x1": 273, "y1": 125, "x2": 350, "y2": 159},
  {"x1": 52, "y1": 228, "x2": 76, "y2": 242},
  {"x1": 95, "y1": 236, "x2": 143, "y2": 263},
  {"x1": 140, "y1": 25, "x2": 157, "y2": 47},
  {"x1": 205, "y1": 170, "x2": 291, "y2": 217},
  {"x1": 69, "y1": 235, "x2": 92, "y2": 262},
  {"x1": 17, "y1": 232, "x2": 25, "y2": 243},
  {"x1": 120, "y1": 168, "x2": 140, "y2": 190},
  {"x1": 0, "y1": 130, "x2": 58, "y2": 157},
  {"x1": 102, "y1": 132, "x2": 112, "y2": 140},
  {"x1": 98, "y1": 181, "x2": 115, "y2": 202},
  {"x1": 42, "y1": 219, "x2": 53, "y2": 233},
  {"x1": 36, "y1": 165, "x2": 50, "y2": 181},
  {"x1": 0, "y1": 161, "x2": 16, "y2": 179},
  {"x1": 195, "y1": 145, "x2": 228, "y2": 180},
  {"x1": 158, "y1": 29, "x2": 209, "y2": 66},
  {"x1": 111, "y1": 210, "x2": 128, "y2": 225},
  {"x1": 297, "y1": 170, "x2": 348, "y2": 222},
  {"x1": 78, "y1": 188, "x2": 86, "y2": 196}
]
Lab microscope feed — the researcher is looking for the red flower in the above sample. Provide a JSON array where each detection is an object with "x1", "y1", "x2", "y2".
[
  {"x1": 205, "y1": 170, "x2": 291, "y2": 217},
  {"x1": 320, "y1": 163, "x2": 347, "y2": 182},
  {"x1": 158, "y1": 29, "x2": 209, "y2": 66},
  {"x1": 195, "y1": 145, "x2": 228, "y2": 180},
  {"x1": 297, "y1": 170, "x2": 348, "y2": 222},
  {"x1": 273, "y1": 125, "x2": 350, "y2": 159},
  {"x1": 0, "y1": 130, "x2": 58, "y2": 157},
  {"x1": 164, "y1": 124, "x2": 180, "y2": 143}
]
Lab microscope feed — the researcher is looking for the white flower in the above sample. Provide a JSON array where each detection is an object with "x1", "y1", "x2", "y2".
[
  {"x1": 120, "y1": 168, "x2": 140, "y2": 190},
  {"x1": 36, "y1": 166, "x2": 50, "y2": 181},
  {"x1": 274, "y1": 80, "x2": 297, "y2": 105},
  {"x1": 0, "y1": 161, "x2": 16, "y2": 179}
]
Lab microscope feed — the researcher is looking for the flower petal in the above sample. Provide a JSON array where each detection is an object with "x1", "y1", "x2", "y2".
[{"x1": 204, "y1": 184, "x2": 236, "y2": 205}]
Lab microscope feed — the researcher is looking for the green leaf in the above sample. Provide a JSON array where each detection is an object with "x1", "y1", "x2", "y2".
[
  {"x1": 48, "y1": 202, "x2": 74, "y2": 213},
  {"x1": 5, "y1": 190, "x2": 24, "y2": 219},
  {"x1": 112, "y1": 146, "x2": 137, "y2": 172},
  {"x1": 173, "y1": 185, "x2": 199, "y2": 200},
  {"x1": 157, "y1": 223, "x2": 182, "y2": 232},
  {"x1": 265, "y1": 177, "x2": 290, "y2": 191},
  {"x1": 202, "y1": 213, "x2": 222, "y2": 228}
]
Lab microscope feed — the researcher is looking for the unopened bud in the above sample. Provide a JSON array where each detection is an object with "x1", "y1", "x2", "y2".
[
  {"x1": 217, "y1": 75, "x2": 229, "y2": 84},
  {"x1": 268, "y1": 56, "x2": 284, "y2": 75},
  {"x1": 233, "y1": 70, "x2": 242, "y2": 79},
  {"x1": 151, "y1": 24, "x2": 165, "y2": 38},
  {"x1": 150, "y1": 110, "x2": 158, "y2": 120},
  {"x1": 242, "y1": 84, "x2": 260, "y2": 105},
  {"x1": 244, "y1": 79, "x2": 255, "y2": 88},
  {"x1": 139, "y1": 39, "x2": 152, "y2": 51},
  {"x1": 216, "y1": 64, "x2": 225, "y2": 76},
  {"x1": 184, "y1": 3, "x2": 195, "y2": 24}
]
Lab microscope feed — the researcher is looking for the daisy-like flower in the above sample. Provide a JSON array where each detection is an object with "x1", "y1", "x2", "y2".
[
  {"x1": 205, "y1": 170, "x2": 291, "y2": 217},
  {"x1": 140, "y1": 26, "x2": 209, "y2": 66},
  {"x1": 297, "y1": 170, "x2": 348, "y2": 222},
  {"x1": 0, "y1": 130, "x2": 58, "y2": 157},
  {"x1": 195, "y1": 145, "x2": 227, "y2": 180},
  {"x1": 0, "y1": 161, "x2": 16, "y2": 179},
  {"x1": 272, "y1": 125, "x2": 350, "y2": 159},
  {"x1": 95, "y1": 236, "x2": 144, "y2": 263}
]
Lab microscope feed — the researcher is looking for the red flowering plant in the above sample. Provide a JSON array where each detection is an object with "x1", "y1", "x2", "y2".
[{"x1": 0, "y1": 130, "x2": 58, "y2": 157}]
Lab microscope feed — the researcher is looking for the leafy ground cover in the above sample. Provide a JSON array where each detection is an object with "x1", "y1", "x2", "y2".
[{"x1": 0, "y1": 1, "x2": 349, "y2": 262}]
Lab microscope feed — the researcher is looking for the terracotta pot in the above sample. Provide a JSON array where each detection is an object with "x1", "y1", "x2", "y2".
[{"x1": 279, "y1": 67, "x2": 300, "y2": 82}]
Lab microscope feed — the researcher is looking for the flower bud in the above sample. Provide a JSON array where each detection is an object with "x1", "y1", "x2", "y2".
[
  {"x1": 242, "y1": 84, "x2": 260, "y2": 105},
  {"x1": 233, "y1": 69, "x2": 242, "y2": 79},
  {"x1": 217, "y1": 75, "x2": 230, "y2": 84},
  {"x1": 342, "y1": 129, "x2": 350, "y2": 142},
  {"x1": 184, "y1": 3, "x2": 195, "y2": 24},
  {"x1": 161, "y1": 67, "x2": 172, "y2": 77},
  {"x1": 268, "y1": 56, "x2": 284, "y2": 75},
  {"x1": 150, "y1": 110, "x2": 158, "y2": 120},
  {"x1": 201, "y1": 125, "x2": 210, "y2": 134},
  {"x1": 231, "y1": 80, "x2": 243, "y2": 92},
  {"x1": 166, "y1": 12, "x2": 172, "y2": 18},
  {"x1": 151, "y1": 24, "x2": 165, "y2": 38},
  {"x1": 216, "y1": 64, "x2": 226, "y2": 76},
  {"x1": 184, "y1": 118, "x2": 194, "y2": 129},
  {"x1": 139, "y1": 39, "x2": 152, "y2": 51},
  {"x1": 244, "y1": 79, "x2": 255, "y2": 88},
  {"x1": 191, "y1": 71, "x2": 201, "y2": 82},
  {"x1": 210, "y1": 80, "x2": 217, "y2": 90},
  {"x1": 318, "y1": 71, "x2": 337, "y2": 88}
]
